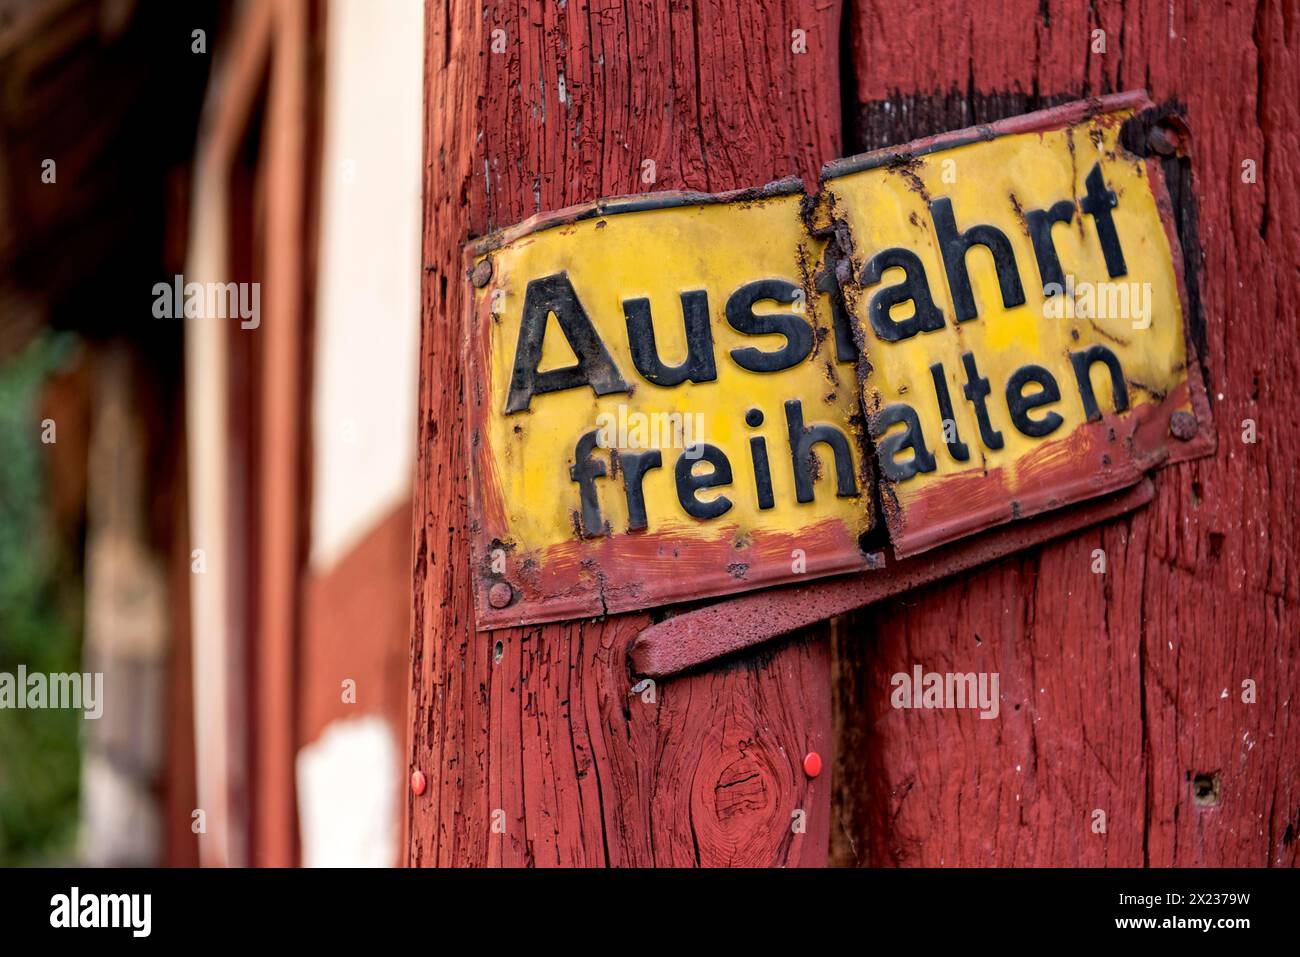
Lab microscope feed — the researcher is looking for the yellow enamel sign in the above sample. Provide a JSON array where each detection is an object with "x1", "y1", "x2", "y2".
[
  {"x1": 821, "y1": 98, "x2": 1209, "y2": 555},
  {"x1": 465, "y1": 186, "x2": 874, "y2": 629},
  {"x1": 464, "y1": 93, "x2": 1211, "y2": 629}
]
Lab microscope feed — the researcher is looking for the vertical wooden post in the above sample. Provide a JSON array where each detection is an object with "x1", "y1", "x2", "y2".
[
  {"x1": 185, "y1": 0, "x2": 273, "y2": 867},
  {"x1": 831, "y1": 0, "x2": 1299, "y2": 868},
  {"x1": 409, "y1": 0, "x2": 843, "y2": 866},
  {"x1": 251, "y1": 0, "x2": 310, "y2": 868},
  {"x1": 186, "y1": 0, "x2": 320, "y2": 867}
]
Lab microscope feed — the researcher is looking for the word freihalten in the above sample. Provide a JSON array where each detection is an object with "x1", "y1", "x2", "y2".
[
  {"x1": 505, "y1": 274, "x2": 860, "y2": 536},
  {"x1": 0, "y1": 666, "x2": 102, "y2": 719},
  {"x1": 890, "y1": 665, "x2": 1000, "y2": 719},
  {"x1": 152, "y1": 275, "x2": 260, "y2": 329},
  {"x1": 50, "y1": 887, "x2": 151, "y2": 938},
  {"x1": 868, "y1": 162, "x2": 1141, "y2": 481}
]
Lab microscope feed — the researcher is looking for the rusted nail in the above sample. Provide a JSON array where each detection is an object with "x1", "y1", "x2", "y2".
[
  {"x1": 411, "y1": 770, "x2": 427, "y2": 796},
  {"x1": 803, "y1": 752, "x2": 822, "y2": 779},
  {"x1": 470, "y1": 257, "x2": 493, "y2": 287},
  {"x1": 488, "y1": 582, "x2": 514, "y2": 609},
  {"x1": 1170, "y1": 410, "x2": 1198, "y2": 441}
]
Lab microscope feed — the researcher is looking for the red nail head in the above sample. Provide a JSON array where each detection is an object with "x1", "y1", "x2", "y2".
[
  {"x1": 803, "y1": 752, "x2": 822, "y2": 778},
  {"x1": 488, "y1": 582, "x2": 513, "y2": 609},
  {"x1": 410, "y1": 770, "x2": 427, "y2": 795}
]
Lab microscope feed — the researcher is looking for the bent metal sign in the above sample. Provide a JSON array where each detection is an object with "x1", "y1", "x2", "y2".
[{"x1": 463, "y1": 92, "x2": 1212, "y2": 630}]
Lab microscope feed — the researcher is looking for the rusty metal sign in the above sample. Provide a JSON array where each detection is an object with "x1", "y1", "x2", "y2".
[
  {"x1": 820, "y1": 91, "x2": 1213, "y2": 556},
  {"x1": 464, "y1": 184, "x2": 874, "y2": 630},
  {"x1": 464, "y1": 91, "x2": 1213, "y2": 631}
]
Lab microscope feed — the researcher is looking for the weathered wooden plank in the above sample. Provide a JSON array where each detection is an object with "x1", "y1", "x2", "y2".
[
  {"x1": 251, "y1": 0, "x2": 312, "y2": 869},
  {"x1": 833, "y1": 0, "x2": 1299, "y2": 868},
  {"x1": 409, "y1": 0, "x2": 843, "y2": 866}
]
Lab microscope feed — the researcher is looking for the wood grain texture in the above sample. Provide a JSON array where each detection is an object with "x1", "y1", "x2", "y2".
[
  {"x1": 831, "y1": 0, "x2": 1299, "y2": 868},
  {"x1": 409, "y1": 0, "x2": 842, "y2": 866}
]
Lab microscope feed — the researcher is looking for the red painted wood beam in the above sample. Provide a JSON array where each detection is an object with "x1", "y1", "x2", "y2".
[
  {"x1": 833, "y1": 0, "x2": 1299, "y2": 868},
  {"x1": 632, "y1": 479, "x2": 1155, "y2": 678},
  {"x1": 410, "y1": 0, "x2": 846, "y2": 868}
]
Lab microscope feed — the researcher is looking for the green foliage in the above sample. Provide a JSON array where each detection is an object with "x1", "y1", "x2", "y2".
[{"x1": 0, "y1": 332, "x2": 84, "y2": 865}]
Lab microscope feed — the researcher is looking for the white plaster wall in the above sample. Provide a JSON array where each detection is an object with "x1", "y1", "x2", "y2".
[
  {"x1": 309, "y1": 0, "x2": 424, "y2": 572},
  {"x1": 296, "y1": 716, "x2": 398, "y2": 867}
]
